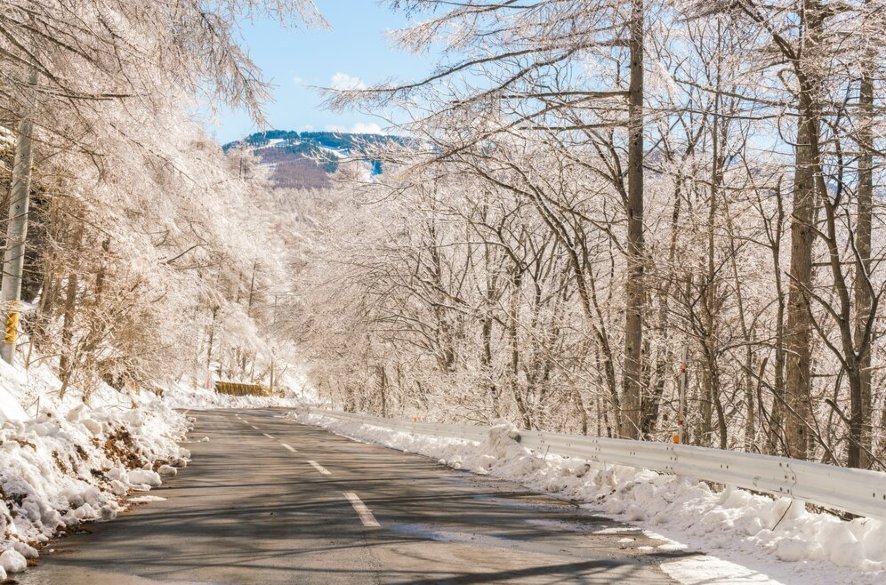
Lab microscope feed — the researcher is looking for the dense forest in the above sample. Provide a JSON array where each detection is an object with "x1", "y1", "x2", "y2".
[
  {"x1": 3, "y1": 3, "x2": 886, "y2": 583},
  {"x1": 0, "y1": 1, "x2": 321, "y2": 401},
  {"x1": 287, "y1": 0, "x2": 886, "y2": 471},
  {"x1": 1, "y1": 0, "x2": 884, "y2": 471}
]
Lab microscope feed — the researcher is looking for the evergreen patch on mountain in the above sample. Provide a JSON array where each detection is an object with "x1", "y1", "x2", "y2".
[{"x1": 224, "y1": 130, "x2": 393, "y2": 189}]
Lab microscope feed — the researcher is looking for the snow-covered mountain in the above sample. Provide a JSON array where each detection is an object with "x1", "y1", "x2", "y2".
[{"x1": 223, "y1": 130, "x2": 393, "y2": 189}]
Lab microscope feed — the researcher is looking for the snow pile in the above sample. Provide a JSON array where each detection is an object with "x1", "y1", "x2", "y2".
[
  {"x1": 296, "y1": 410, "x2": 886, "y2": 584},
  {"x1": 0, "y1": 385, "x2": 27, "y2": 425},
  {"x1": 0, "y1": 361, "x2": 190, "y2": 578}
]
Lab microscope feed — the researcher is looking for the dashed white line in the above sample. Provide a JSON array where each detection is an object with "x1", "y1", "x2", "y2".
[
  {"x1": 263, "y1": 433, "x2": 275, "y2": 439},
  {"x1": 280, "y1": 443, "x2": 297, "y2": 453},
  {"x1": 343, "y1": 492, "x2": 380, "y2": 528},
  {"x1": 307, "y1": 460, "x2": 331, "y2": 475},
  {"x1": 250, "y1": 425, "x2": 259, "y2": 430}
]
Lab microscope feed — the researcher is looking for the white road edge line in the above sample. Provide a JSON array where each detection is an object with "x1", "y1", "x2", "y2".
[
  {"x1": 280, "y1": 443, "x2": 297, "y2": 453},
  {"x1": 307, "y1": 460, "x2": 331, "y2": 475},
  {"x1": 343, "y1": 492, "x2": 380, "y2": 528},
  {"x1": 263, "y1": 433, "x2": 275, "y2": 439}
]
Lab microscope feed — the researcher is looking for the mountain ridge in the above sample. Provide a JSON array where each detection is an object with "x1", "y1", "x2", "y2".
[{"x1": 224, "y1": 130, "x2": 393, "y2": 189}]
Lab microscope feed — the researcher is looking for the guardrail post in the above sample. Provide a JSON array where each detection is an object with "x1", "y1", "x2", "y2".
[{"x1": 722, "y1": 484, "x2": 736, "y2": 503}]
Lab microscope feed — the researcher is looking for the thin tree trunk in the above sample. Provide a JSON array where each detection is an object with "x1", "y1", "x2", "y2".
[
  {"x1": 481, "y1": 316, "x2": 499, "y2": 418},
  {"x1": 482, "y1": 244, "x2": 501, "y2": 418},
  {"x1": 854, "y1": 26, "x2": 874, "y2": 467},
  {"x1": 508, "y1": 271, "x2": 531, "y2": 429},
  {"x1": 58, "y1": 227, "x2": 84, "y2": 379},
  {"x1": 206, "y1": 305, "x2": 219, "y2": 370},
  {"x1": 767, "y1": 187, "x2": 788, "y2": 455},
  {"x1": 94, "y1": 238, "x2": 110, "y2": 302},
  {"x1": 59, "y1": 271, "x2": 79, "y2": 375},
  {"x1": 377, "y1": 365, "x2": 388, "y2": 418}
]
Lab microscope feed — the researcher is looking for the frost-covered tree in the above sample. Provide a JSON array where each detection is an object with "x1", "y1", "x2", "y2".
[
  {"x1": 297, "y1": 0, "x2": 885, "y2": 470},
  {"x1": 0, "y1": 0, "x2": 322, "y2": 393}
]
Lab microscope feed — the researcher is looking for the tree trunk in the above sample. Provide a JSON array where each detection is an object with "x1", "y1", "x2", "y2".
[
  {"x1": 94, "y1": 238, "x2": 110, "y2": 302},
  {"x1": 854, "y1": 26, "x2": 874, "y2": 468},
  {"x1": 784, "y1": 0, "x2": 823, "y2": 458},
  {"x1": 784, "y1": 93, "x2": 818, "y2": 459},
  {"x1": 206, "y1": 305, "x2": 219, "y2": 370},
  {"x1": 768, "y1": 188, "x2": 788, "y2": 455},
  {"x1": 59, "y1": 270, "x2": 79, "y2": 376},
  {"x1": 622, "y1": 0, "x2": 645, "y2": 439},
  {"x1": 482, "y1": 244, "x2": 501, "y2": 418},
  {"x1": 481, "y1": 315, "x2": 500, "y2": 418},
  {"x1": 58, "y1": 227, "x2": 84, "y2": 379},
  {"x1": 377, "y1": 365, "x2": 388, "y2": 418},
  {"x1": 508, "y1": 271, "x2": 531, "y2": 429}
]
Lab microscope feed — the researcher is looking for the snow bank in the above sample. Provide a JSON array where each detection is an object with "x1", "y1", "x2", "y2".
[
  {"x1": 0, "y1": 359, "x2": 29, "y2": 424},
  {"x1": 0, "y1": 361, "x2": 190, "y2": 565},
  {"x1": 296, "y1": 410, "x2": 886, "y2": 585}
]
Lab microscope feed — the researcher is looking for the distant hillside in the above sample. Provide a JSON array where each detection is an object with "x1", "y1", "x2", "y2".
[{"x1": 223, "y1": 130, "x2": 393, "y2": 189}]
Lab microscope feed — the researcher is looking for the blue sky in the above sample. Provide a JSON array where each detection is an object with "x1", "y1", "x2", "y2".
[{"x1": 201, "y1": 1, "x2": 432, "y2": 144}]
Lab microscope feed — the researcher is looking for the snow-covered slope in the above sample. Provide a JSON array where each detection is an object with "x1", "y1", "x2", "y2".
[
  {"x1": 223, "y1": 130, "x2": 393, "y2": 189},
  {"x1": 0, "y1": 362, "x2": 190, "y2": 579}
]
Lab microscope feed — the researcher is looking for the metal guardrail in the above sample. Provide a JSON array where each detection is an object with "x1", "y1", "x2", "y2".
[{"x1": 308, "y1": 409, "x2": 886, "y2": 523}]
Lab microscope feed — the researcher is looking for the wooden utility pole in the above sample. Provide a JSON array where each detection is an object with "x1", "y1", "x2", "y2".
[{"x1": 1, "y1": 66, "x2": 38, "y2": 364}]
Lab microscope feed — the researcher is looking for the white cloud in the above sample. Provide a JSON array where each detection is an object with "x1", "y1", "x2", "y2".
[
  {"x1": 325, "y1": 125, "x2": 346, "y2": 133},
  {"x1": 292, "y1": 75, "x2": 305, "y2": 85},
  {"x1": 350, "y1": 122, "x2": 383, "y2": 135},
  {"x1": 330, "y1": 72, "x2": 367, "y2": 91}
]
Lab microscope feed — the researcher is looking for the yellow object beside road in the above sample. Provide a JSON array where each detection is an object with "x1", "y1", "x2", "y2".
[
  {"x1": 4, "y1": 311, "x2": 19, "y2": 344},
  {"x1": 214, "y1": 380, "x2": 272, "y2": 397}
]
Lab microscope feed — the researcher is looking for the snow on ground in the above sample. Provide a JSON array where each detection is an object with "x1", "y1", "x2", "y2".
[
  {"x1": 295, "y1": 410, "x2": 886, "y2": 585},
  {"x1": 162, "y1": 371, "x2": 316, "y2": 410},
  {"x1": 163, "y1": 383, "x2": 300, "y2": 410},
  {"x1": 0, "y1": 360, "x2": 191, "y2": 579}
]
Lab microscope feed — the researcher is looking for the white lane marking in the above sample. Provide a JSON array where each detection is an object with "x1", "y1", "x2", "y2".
[
  {"x1": 263, "y1": 433, "x2": 275, "y2": 439},
  {"x1": 343, "y1": 492, "x2": 380, "y2": 528},
  {"x1": 307, "y1": 460, "x2": 331, "y2": 475},
  {"x1": 280, "y1": 443, "x2": 298, "y2": 453},
  {"x1": 250, "y1": 425, "x2": 259, "y2": 430}
]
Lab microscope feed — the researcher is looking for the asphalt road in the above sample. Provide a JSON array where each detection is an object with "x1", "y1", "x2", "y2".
[{"x1": 19, "y1": 409, "x2": 690, "y2": 584}]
